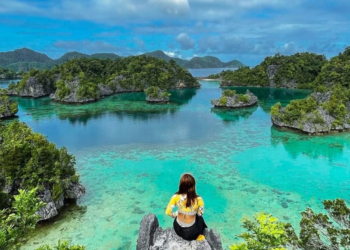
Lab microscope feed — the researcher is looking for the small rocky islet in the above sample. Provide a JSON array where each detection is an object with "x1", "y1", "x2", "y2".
[
  {"x1": 145, "y1": 86, "x2": 171, "y2": 103},
  {"x1": 0, "y1": 91, "x2": 18, "y2": 119},
  {"x1": 271, "y1": 89, "x2": 350, "y2": 135},
  {"x1": 211, "y1": 89, "x2": 258, "y2": 109}
]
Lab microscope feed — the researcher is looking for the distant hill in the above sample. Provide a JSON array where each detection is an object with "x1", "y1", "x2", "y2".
[
  {"x1": 0, "y1": 48, "x2": 53, "y2": 72},
  {"x1": 0, "y1": 48, "x2": 243, "y2": 71},
  {"x1": 52, "y1": 52, "x2": 120, "y2": 66},
  {"x1": 144, "y1": 50, "x2": 244, "y2": 68}
]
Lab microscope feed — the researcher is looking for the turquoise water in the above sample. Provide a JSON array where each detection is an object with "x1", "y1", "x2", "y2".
[
  {"x1": 188, "y1": 68, "x2": 236, "y2": 77},
  {"x1": 0, "y1": 79, "x2": 18, "y2": 89},
  {"x1": 11, "y1": 81, "x2": 350, "y2": 249}
]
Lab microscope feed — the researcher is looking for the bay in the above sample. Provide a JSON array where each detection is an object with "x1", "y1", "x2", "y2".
[
  {"x1": 188, "y1": 68, "x2": 236, "y2": 77},
  {"x1": 10, "y1": 76, "x2": 349, "y2": 249}
]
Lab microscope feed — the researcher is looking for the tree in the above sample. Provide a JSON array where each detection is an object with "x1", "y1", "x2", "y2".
[
  {"x1": 231, "y1": 199, "x2": 350, "y2": 250},
  {"x1": 35, "y1": 240, "x2": 86, "y2": 250},
  {"x1": 0, "y1": 189, "x2": 44, "y2": 249}
]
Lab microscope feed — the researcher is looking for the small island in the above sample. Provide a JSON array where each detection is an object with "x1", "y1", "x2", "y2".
[
  {"x1": 271, "y1": 87, "x2": 350, "y2": 135},
  {"x1": 211, "y1": 89, "x2": 258, "y2": 108},
  {"x1": 271, "y1": 47, "x2": 350, "y2": 135},
  {"x1": 145, "y1": 86, "x2": 170, "y2": 103},
  {"x1": 0, "y1": 90, "x2": 18, "y2": 119},
  {"x1": 211, "y1": 52, "x2": 326, "y2": 89},
  {"x1": 7, "y1": 56, "x2": 200, "y2": 104}
]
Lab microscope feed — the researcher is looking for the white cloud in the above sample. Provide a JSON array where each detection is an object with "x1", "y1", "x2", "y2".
[
  {"x1": 148, "y1": 0, "x2": 190, "y2": 15},
  {"x1": 176, "y1": 33, "x2": 195, "y2": 50},
  {"x1": 164, "y1": 50, "x2": 181, "y2": 58}
]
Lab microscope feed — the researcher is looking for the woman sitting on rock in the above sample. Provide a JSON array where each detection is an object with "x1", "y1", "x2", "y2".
[{"x1": 165, "y1": 173, "x2": 207, "y2": 241}]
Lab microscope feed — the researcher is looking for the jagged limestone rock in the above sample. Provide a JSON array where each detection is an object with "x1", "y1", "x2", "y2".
[
  {"x1": 211, "y1": 90, "x2": 258, "y2": 109},
  {"x1": 137, "y1": 214, "x2": 223, "y2": 250}
]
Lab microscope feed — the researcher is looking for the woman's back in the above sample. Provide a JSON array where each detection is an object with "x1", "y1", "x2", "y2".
[{"x1": 166, "y1": 194, "x2": 204, "y2": 218}]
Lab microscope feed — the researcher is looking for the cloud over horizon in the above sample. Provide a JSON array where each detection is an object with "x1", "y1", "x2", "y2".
[{"x1": 0, "y1": 0, "x2": 349, "y2": 65}]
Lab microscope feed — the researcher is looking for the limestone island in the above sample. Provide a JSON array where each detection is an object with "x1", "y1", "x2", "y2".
[
  {"x1": 145, "y1": 86, "x2": 171, "y2": 103},
  {"x1": 137, "y1": 214, "x2": 222, "y2": 250},
  {"x1": 7, "y1": 56, "x2": 200, "y2": 104},
  {"x1": 211, "y1": 89, "x2": 258, "y2": 108},
  {"x1": 0, "y1": 121, "x2": 85, "y2": 220},
  {"x1": 271, "y1": 87, "x2": 350, "y2": 135},
  {"x1": 0, "y1": 90, "x2": 18, "y2": 119},
  {"x1": 210, "y1": 52, "x2": 326, "y2": 89}
]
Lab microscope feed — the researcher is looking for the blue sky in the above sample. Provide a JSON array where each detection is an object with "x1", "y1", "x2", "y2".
[{"x1": 0, "y1": 0, "x2": 349, "y2": 65}]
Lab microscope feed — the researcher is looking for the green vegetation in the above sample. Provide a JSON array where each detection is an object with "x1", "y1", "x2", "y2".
[
  {"x1": 10, "y1": 68, "x2": 55, "y2": 94},
  {"x1": 230, "y1": 213, "x2": 296, "y2": 250},
  {"x1": 270, "y1": 47, "x2": 350, "y2": 133},
  {"x1": 218, "y1": 96, "x2": 228, "y2": 106},
  {"x1": 0, "y1": 89, "x2": 18, "y2": 117},
  {"x1": 145, "y1": 86, "x2": 171, "y2": 99},
  {"x1": 0, "y1": 121, "x2": 78, "y2": 201},
  {"x1": 0, "y1": 68, "x2": 17, "y2": 79},
  {"x1": 239, "y1": 94, "x2": 250, "y2": 103},
  {"x1": 231, "y1": 199, "x2": 350, "y2": 250},
  {"x1": 223, "y1": 89, "x2": 236, "y2": 97},
  {"x1": 314, "y1": 47, "x2": 350, "y2": 88},
  {"x1": 213, "y1": 89, "x2": 252, "y2": 106},
  {"x1": 0, "y1": 189, "x2": 44, "y2": 249},
  {"x1": 10, "y1": 56, "x2": 197, "y2": 101},
  {"x1": 272, "y1": 84, "x2": 350, "y2": 129},
  {"x1": 0, "y1": 189, "x2": 85, "y2": 250},
  {"x1": 221, "y1": 52, "x2": 326, "y2": 88},
  {"x1": 35, "y1": 240, "x2": 86, "y2": 250}
]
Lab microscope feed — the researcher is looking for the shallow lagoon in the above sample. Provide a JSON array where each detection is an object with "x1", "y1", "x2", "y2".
[{"x1": 12, "y1": 80, "x2": 350, "y2": 249}]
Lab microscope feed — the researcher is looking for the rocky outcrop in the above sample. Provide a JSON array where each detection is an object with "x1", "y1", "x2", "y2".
[
  {"x1": 0, "y1": 177, "x2": 85, "y2": 221},
  {"x1": 137, "y1": 214, "x2": 222, "y2": 250},
  {"x1": 36, "y1": 183, "x2": 85, "y2": 220},
  {"x1": 51, "y1": 75, "x2": 144, "y2": 104},
  {"x1": 266, "y1": 65, "x2": 298, "y2": 89},
  {"x1": 211, "y1": 90, "x2": 258, "y2": 108},
  {"x1": 50, "y1": 78, "x2": 97, "y2": 104},
  {"x1": 175, "y1": 80, "x2": 200, "y2": 89},
  {"x1": 272, "y1": 91, "x2": 350, "y2": 135},
  {"x1": 7, "y1": 76, "x2": 55, "y2": 97},
  {"x1": 145, "y1": 87, "x2": 170, "y2": 103},
  {"x1": 0, "y1": 97, "x2": 18, "y2": 119}
]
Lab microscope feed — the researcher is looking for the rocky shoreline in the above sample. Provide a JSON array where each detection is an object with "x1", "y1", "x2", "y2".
[
  {"x1": 137, "y1": 214, "x2": 223, "y2": 250},
  {"x1": 271, "y1": 91, "x2": 350, "y2": 135},
  {"x1": 9, "y1": 75, "x2": 200, "y2": 104},
  {"x1": 211, "y1": 89, "x2": 258, "y2": 109},
  {"x1": 0, "y1": 94, "x2": 18, "y2": 119}
]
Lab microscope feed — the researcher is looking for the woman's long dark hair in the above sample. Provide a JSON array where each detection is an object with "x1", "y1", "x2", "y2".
[{"x1": 176, "y1": 173, "x2": 198, "y2": 208}]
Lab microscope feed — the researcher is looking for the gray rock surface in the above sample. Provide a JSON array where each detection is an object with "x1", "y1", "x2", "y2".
[
  {"x1": 146, "y1": 90, "x2": 170, "y2": 103},
  {"x1": 266, "y1": 64, "x2": 298, "y2": 89},
  {"x1": 0, "y1": 98, "x2": 18, "y2": 118},
  {"x1": 36, "y1": 189, "x2": 63, "y2": 220},
  {"x1": 7, "y1": 76, "x2": 54, "y2": 97},
  {"x1": 36, "y1": 183, "x2": 85, "y2": 220},
  {"x1": 65, "y1": 182, "x2": 86, "y2": 199},
  {"x1": 211, "y1": 90, "x2": 258, "y2": 108},
  {"x1": 137, "y1": 214, "x2": 222, "y2": 250},
  {"x1": 272, "y1": 91, "x2": 350, "y2": 134},
  {"x1": 175, "y1": 80, "x2": 200, "y2": 89},
  {"x1": 50, "y1": 78, "x2": 97, "y2": 104}
]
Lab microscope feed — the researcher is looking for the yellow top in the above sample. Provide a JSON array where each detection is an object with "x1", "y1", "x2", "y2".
[{"x1": 165, "y1": 194, "x2": 204, "y2": 218}]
